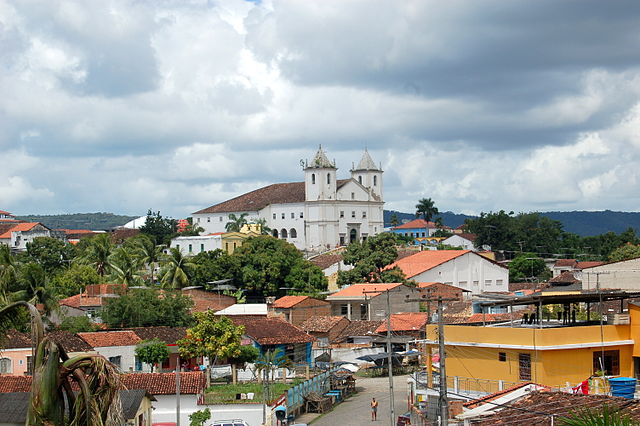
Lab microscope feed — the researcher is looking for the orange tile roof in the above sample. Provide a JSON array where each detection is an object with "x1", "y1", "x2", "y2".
[
  {"x1": 59, "y1": 293, "x2": 104, "y2": 308},
  {"x1": 576, "y1": 261, "x2": 605, "y2": 269},
  {"x1": 376, "y1": 312, "x2": 429, "y2": 333},
  {"x1": 272, "y1": 295, "x2": 308, "y2": 309},
  {"x1": 387, "y1": 250, "x2": 470, "y2": 278},
  {"x1": 0, "y1": 210, "x2": 12, "y2": 215},
  {"x1": 391, "y1": 219, "x2": 439, "y2": 230},
  {"x1": 0, "y1": 222, "x2": 40, "y2": 239},
  {"x1": 121, "y1": 372, "x2": 205, "y2": 395},
  {"x1": 78, "y1": 331, "x2": 141, "y2": 347},
  {"x1": 328, "y1": 283, "x2": 403, "y2": 299}
]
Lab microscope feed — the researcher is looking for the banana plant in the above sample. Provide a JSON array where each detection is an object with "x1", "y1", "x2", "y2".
[{"x1": 0, "y1": 301, "x2": 122, "y2": 425}]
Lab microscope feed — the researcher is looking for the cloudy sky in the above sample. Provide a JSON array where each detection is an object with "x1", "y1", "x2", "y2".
[{"x1": 2, "y1": 0, "x2": 640, "y2": 219}]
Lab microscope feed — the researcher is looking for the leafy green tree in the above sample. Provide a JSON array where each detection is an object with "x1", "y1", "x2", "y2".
[
  {"x1": 0, "y1": 245, "x2": 19, "y2": 296},
  {"x1": 233, "y1": 236, "x2": 327, "y2": 296},
  {"x1": 415, "y1": 198, "x2": 439, "y2": 222},
  {"x1": 338, "y1": 233, "x2": 405, "y2": 285},
  {"x1": 101, "y1": 289, "x2": 193, "y2": 328},
  {"x1": 178, "y1": 312, "x2": 244, "y2": 365},
  {"x1": 160, "y1": 247, "x2": 195, "y2": 289},
  {"x1": 226, "y1": 213, "x2": 249, "y2": 232},
  {"x1": 191, "y1": 249, "x2": 241, "y2": 287},
  {"x1": 508, "y1": 253, "x2": 551, "y2": 283},
  {"x1": 13, "y1": 263, "x2": 58, "y2": 315},
  {"x1": 135, "y1": 338, "x2": 170, "y2": 372},
  {"x1": 389, "y1": 213, "x2": 400, "y2": 227},
  {"x1": 608, "y1": 243, "x2": 640, "y2": 262},
  {"x1": 51, "y1": 264, "x2": 101, "y2": 298},
  {"x1": 26, "y1": 237, "x2": 76, "y2": 274},
  {"x1": 58, "y1": 315, "x2": 99, "y2": 333},
  {"x1": 229, "y1": 344, "x2": 259, "y2": 367},
  {"x1": 110, "y1": 246, "x2": 143, "y2": 286},
  {"x1": 81, "y1": 233, "x2": 114, "y2": 276},
  {"x1": 139, "y1": 209, "x2": 177, "y2": 245},
  {"x1": 189, "y1": 409, "x2": 211, "y2": 426}
]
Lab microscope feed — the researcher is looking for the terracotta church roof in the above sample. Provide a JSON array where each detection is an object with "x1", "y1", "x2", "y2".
[{"x1": 193, "y1": 180, "x2": 349, "y2": 214}]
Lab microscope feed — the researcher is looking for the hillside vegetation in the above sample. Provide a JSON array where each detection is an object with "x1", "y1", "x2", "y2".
[{"x1": 16, "y1": 212, "x2": 137, "y2": 230}]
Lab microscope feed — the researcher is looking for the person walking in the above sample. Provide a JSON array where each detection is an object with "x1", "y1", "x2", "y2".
[{"x1": 370, "y1": 397, "x2": 378, "y2": 421}]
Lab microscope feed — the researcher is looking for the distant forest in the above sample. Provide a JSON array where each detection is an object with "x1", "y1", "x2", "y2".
[
  {"x1": 16, "y1": 213, "x2": 137, "y2": 230},
  {"x1": 384, "y1": 210, "x2": 640, "y2": 237}
]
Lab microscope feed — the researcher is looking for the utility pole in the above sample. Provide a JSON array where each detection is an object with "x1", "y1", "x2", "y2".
[
  {"x1": 176, "y1": 355, "x2": 181, "y2": 426},
  {"x1": 406, "y1": 295, "x2": 457, "y2": 426}
]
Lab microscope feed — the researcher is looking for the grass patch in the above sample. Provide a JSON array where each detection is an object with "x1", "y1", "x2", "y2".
[{"x1": 204, "y1": 381, "x2": 301, "y2": 404}]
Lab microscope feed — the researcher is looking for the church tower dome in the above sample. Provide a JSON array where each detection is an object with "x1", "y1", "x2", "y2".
[
  {"x1": 304, "y1": 146, "x2": 337, "y2": 201},
  {"x1": 351, "y1": 149, "x2": 383, "y2": 200}
]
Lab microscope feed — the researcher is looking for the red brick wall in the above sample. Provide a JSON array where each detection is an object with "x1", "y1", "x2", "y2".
[{"x1": 283, "y1": 298, "x2": 331, "y2": 326}]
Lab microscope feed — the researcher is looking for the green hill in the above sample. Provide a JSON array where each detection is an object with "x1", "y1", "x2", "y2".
[{"x1": 16, "y1": 212, "x2": 138, "y2": 230}]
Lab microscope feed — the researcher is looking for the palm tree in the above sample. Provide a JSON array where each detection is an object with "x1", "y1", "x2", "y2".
[
  {"x1": 159, "y1": 247, "x2": 194, "y2": 289},
  {"x1": 0, "y1": 245, "x2": 19, "y2": 300},
  {"x1": 110, "y1": 246, "x2": 143, "y2": 287},
  {"x1": 0, "y1": 301, "x2": 123, "y2": 425},
  {"x1": 389, "y1": 213, "x2": 400, "y2": 227},
  {"x1": 13, "y1": 263, "x2": 58, "y2": 315},
  {"x1": 226, "y1": 213, "x2": 249, "y2": 232},
  {"x1": 135, "y1": 235, "x2": 165, "y2": 284},
  {"x1": 254, "y1": 348, "x2": 293, "y2": 383},
  {"x1": 415, "y1": 198, "x2": 439, "y2": 222},
  {"x1": 81, "y1": 233, "x2": 114, "y2": 276},
  {"x1": 253, "y1": 218, "x2": 272, "y2": 235}
]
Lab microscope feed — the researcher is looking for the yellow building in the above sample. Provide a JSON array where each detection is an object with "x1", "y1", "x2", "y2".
[
  {"x1": 424, "y1": 296, "x2": 640, "y2": 391},
  {"x1": 221, "y1": 224, "x2": 262, "y2": 254}
]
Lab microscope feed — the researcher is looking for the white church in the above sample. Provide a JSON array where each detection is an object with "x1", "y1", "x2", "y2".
[{"x1": 192, "y1": 147, "x2": 385, "y2": 252}]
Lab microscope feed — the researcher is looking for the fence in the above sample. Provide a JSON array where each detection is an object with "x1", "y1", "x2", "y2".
[
  {"x1": 286, "y1": 367, "x2": 338, "y2": 412},
  {"x1": 415, "y1": 372, "x2": 518, "y2": 396}
]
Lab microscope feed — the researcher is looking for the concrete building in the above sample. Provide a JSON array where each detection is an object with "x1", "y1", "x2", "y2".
[
  {"x1": 271, "y1": 295, "x2": 331, "y2": 326},
  {"x1": 192, "y1": 147, "x2": 385, "y2": 253},
  {"x1": 0, "y1": 222, "x2": 50, "y2": 251},
  {"x1": 387, "y1": 250, "x2": 509, "y2": 294},
  {"x1": 326, "y1": 283, "x2": 420, "y2": 321},
  {"x1": 441, "y1": 233, "x2": 477, "y2": 251}
]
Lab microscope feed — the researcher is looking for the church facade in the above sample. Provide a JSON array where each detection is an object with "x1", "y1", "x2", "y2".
[{"x1": 192, "y1": 147, "x2": 385, "y2": 252}]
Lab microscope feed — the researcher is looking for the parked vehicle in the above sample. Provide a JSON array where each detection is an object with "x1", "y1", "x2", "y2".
[
  {"x1": 397, "y1": 412, "x2": 412, "y2": 425},
  {"x1": 211, "y1": 420, "x2": 249, "y2": 426}
]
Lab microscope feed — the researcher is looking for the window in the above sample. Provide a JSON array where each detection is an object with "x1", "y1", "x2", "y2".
[
  {"x1": 311, "y1": 173, "x2": 315, "y2": 184},
  {"x1": 207, "y1": 217, "x2": 210, "y2": 222},
  {"x1": 197, "y1": 217, "x2": 200, "y2": 223},
  {"x1": 300, "y1": 212, "x2": 303, "y2": 218},
  {"x1": 290, "y1": 228, "x2": 297, "y2": 238},
  {"x1": 496, "y1": 279, "x2": 504, "y2": 286},
  {"x1": 291, "y1": 212, "x2": 295, "y2": 219},
  {"x1": 281, "y1": 213, "x2": 285, "y2": 219},
  {"x1": 327, "y1": 173, "x2": 331, "y2": 184},
  {"x1": 109, "y1": 356, "x2": 122, "y2": 369},
  {"x1": 340, "y1": 304, "x2": 349, "y2": 316},
  {"x1": 518, "y1": 353, "x2": 531, "y2": 380},
  {"x1": 135, "y1": 357, "x2": 143, "y2": 371},
  {"x1": 219, "y1": 216, "x2": 223, "y2": 222},
  {"x1": 0, "y1": 358, "x2": 11, "y2": 374},
  {"x1": 340, "y1": 211, "x2": 344, "y2": 218},
  {"x1": 351, "y1": 192, "x2": 355, "y2": 200},
  {"x1": 200, "y1": 244, "x2": 204, "y2": 253},
  {"x1": 360, "y1": 304, "x2": 368, "y2": 320},
  {"x1": 272, "y1": 229, "x2": 279, "y2": 238},
  {"x1": 351, "y1": 211, "x2": 356, "y2": 218},
  {"x1": 362, "y1": 211, "x2": 367, "y2": 218},
  {"x1": 473, "y1": 281, "x2": 479, "y2": 287},
  {"x1": 498, "y1": 352, "x2": 506, "y2": 362},
  {"x1": 188, "y1": 244, "x2": 192, "y2": 253},
  {"x1": 422, "y1": 232, "x2": 426, "y2": 237},
  {"x1": 459, "y1": 281, "x2": 468, "y2": 288},
  {"x1": 593, "y1": 350, "x2": 620, "y2": 375},
  {"x1": 485, "y1": 280, "x2": 492, "y2": 286},
  {"x1": 176, "y1": 244, "x2": 180, "y2": 250},
  {"x1": 281, "y1": 228, "x2": 288, "y2": 238},
  {"x1": 358, "y1": 176, "x2": 362, "y2": 184},
  {"x1": 373, "y1": 176, "x2": 377, "y2": 186},
  {"x1": 273, "y1": 213, "x2": 276, "y2": 219}
]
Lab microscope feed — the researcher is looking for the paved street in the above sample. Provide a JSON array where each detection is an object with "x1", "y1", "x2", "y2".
[{"x1": 307, "y1": 375, "x2": 410, "y2": 426}]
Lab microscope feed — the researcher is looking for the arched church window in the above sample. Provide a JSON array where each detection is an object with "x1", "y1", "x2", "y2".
[
  {"x1": 311, "y1": 174, "x2": 315, "y2": 184},
  {"x1": 358, "y1": 176, "x2": 362, "y2": 184},
  {"x1": 373, "y1": 176, "x2": 377, "y2": 186},
  {"x1": 327, "y1": 173, "x2": 331, "y2": 184},
  {"x1": 290, "y1": 228, "x2": 297, "y2": 238},
  {"x1": 281, "y1": 228, "x2": 288, "y2": 238},
  {"x1": 272, "y1": 229, "x2": 279, "y2": 238}
]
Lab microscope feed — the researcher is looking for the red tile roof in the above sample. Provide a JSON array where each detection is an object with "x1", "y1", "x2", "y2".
[
  {"x1": 128, "y1": 327, "x2": 187, "y2": 345},
  {"x1": 47, "y1": 330, "x2": 94, "y2": 352},
  {"x1": 0, "y1": 210, "x2": 12, "y2": 216},
  {"x1": 272, "y1": 295, "x2": 309, "y2": 309},
  {"x1": 387, "y1": 250, "x2": 471, "y2": 278},
  {"x1": 576, "y1": 261, "x2": 605, "y2": 269},
  {"x1": 59, "y1": 293, "x2": 105, "y2": 308},
  {"x1": 1, "y1": 330, "x2": 31, "y2": 349},
  {"x1": 328, "y1": 283, "x2": 403, "y2": 299},
  {"x1": 194, "y1": 180, "x2": 349, "y2": 214},
  {"x1": 554, "y1": 259, "x2": 577, "y2": 267},
  {"x1": 0, "y1": 376, "x2": 32, "y2": 393},
  {"x1": 336, "y1": 321, "x2": 383, "y2": 341},
  {"x1": 456, "y1": 233, "x2": 477, "y2": 242},
  {"x1": 375, "y1": 312, "x2": 429, "y2": 333},
  {"x1": 391, "y1": 219, "x2": 439, "y2": 230},
  {"x1": 0, "y1": 222, "x2": 41, "y2": 239},
  {"x1": 78, "y1": 331, "x2": 141, "y2": 347},
  {"x1": 301, "y1": 316, "x2": 348, "y2": 333},
  {"x1": 121, "y1": 372, "x2": 205, "y2": 395},
  {"x1": 309, "y1": 254, "x2": 344, "y2": 270},
  {"x1": 230, "y1": 317, "x2": 315, "y2": 345},
  {"x1": 549, "y1": 271, "x2": 580, "y2": 284}
]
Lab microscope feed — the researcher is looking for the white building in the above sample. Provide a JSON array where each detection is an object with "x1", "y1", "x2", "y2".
[
  {"x1": 442, "y1": 233, "x2": 477, "y2": 251},
  {"x1": 0, "y1": 222, "x2": 50, "y2": 251},
  {"x1": 388, "y1": 250, "x2": 509, "y2": 294},
  {"x1": 192, "y1": 147, "x2": 385, "y2": 252},
  {"x1": 170, "y1": 234, "x2": 223, "y2": 256}
]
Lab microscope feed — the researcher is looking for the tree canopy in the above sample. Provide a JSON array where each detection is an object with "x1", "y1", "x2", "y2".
[
  {"x1": 135, "y1": 338, "x2": 170, "y2": 372},
  {"x1": 338, "y1": 232, "x2": 408, "y2": 285},
  {"x1": 139, "y1": 210, "x2": 177, "y2": 245},
  {"x1": 178, "y1": 312, "x2": 244, "y2": 363},
  {"x1": 608, "y1": 244, "x2": 640, "y2": 262},
  {"x1": 100, "y1": 288, "x2": 193, "y2": 328},
  {"x1": 508, "y1": 253, "x2": 552, "y2": 283},
  {"x1": 415, "y1": 198, "x2": 439, "y2": 222}
]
